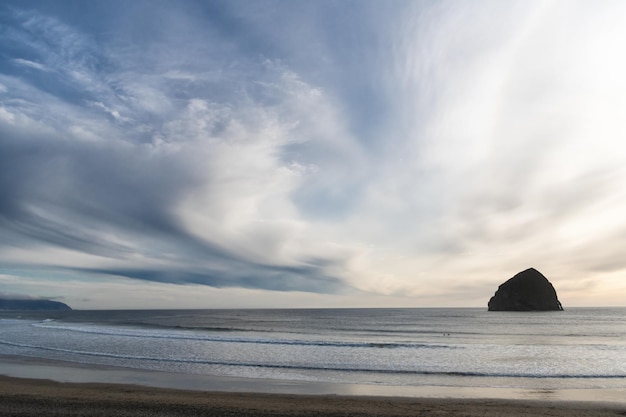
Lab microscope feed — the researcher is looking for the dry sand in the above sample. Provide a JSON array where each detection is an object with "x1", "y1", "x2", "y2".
[{"x1": 1, "y1": 375, "x2": 625, "y2": 417}]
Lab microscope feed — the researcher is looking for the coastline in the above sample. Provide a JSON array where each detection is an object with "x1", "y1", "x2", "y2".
[
  {"x1": 1, "y1": 374, "x2": 625, "y2": 417},
  {"x1": 1, "y1": 354, "x2": 626, "y2": 417}
]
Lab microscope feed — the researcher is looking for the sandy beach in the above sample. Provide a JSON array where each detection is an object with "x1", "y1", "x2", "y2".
[
  {"x1": 2, "y1": 374, "x2": 626, "y2": 417},
  {"x1": 1, "y1": 355, "x2": 626, "y2": 416}
]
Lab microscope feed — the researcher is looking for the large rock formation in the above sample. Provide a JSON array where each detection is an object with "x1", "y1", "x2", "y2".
[
  {"x1": 0, "y1": 298, "x2": 72, "y2": 311},
  {"x1": 488, "y1": 268, "x2": 563, "y2": 311}
]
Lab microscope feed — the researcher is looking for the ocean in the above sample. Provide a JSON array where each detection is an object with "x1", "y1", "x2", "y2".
[{"x1": 1, "y1": 308, "x2": 625, "y2": 392}]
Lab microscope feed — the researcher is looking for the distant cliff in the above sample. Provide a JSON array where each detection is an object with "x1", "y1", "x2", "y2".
[
  {"x1": 0, "y1": 298, "x2": 72, "y2": 311},
  {"x1": 488, "y1": 268, "x2": 563, "y2": 311}
]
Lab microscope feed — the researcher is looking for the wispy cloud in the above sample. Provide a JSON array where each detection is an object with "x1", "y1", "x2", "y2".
[
  {"x1": 1, "y1": 1, "x2": 626, "y2": 307},
  {"x1": 0, "y1": 2, "x2": 357, "y2": 298},
  {"x1": 12, "y1": 58, "x2": 50, "y2": 72}
]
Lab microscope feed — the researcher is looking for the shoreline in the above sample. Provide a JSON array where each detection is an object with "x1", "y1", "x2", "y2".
[
  {"x1": 1, "y1": 374, "x2": 625, "y2": 417},
  {"x1": 2, "y1": 355, "x2": 626, "y2": 408}
]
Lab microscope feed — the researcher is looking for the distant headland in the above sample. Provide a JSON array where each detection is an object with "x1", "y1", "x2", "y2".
[
  {"x1": 0, "y1": 298, "x2": 72, "y2": 311},
  {"x1": 488, "y1": 268, "x2": 563, "y2": 311}
]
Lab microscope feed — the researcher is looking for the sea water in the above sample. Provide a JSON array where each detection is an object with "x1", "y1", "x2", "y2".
[{"x1": 1, "y1": 308, "x2": 625, "y2": 391}]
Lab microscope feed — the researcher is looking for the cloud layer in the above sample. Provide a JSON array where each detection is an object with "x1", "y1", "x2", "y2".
[{"x1": 2, "y1": 1, "x2": 626, "y2": 307}]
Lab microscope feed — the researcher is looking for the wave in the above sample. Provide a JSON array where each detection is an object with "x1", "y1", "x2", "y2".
[
  {"x1": 26, "y1": 318, "x2": 616, "y2": 341},
  {"x1": 1, "y1": 339, "x2": 625, "y2": 380},
  {"x1": 30, "y1": 322, "x2": 458, "y2": 350}
]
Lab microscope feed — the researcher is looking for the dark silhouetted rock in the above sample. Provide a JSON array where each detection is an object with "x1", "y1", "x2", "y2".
[
  {"x1": 0, "y1": 298, "x2": 72, "y2": 311},
  {"x1": 488, "y1": 268, "x2": 563, "y2": 311}
]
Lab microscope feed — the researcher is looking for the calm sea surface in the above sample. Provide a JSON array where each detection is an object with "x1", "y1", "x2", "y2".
[{"x1": 1, "y1": 308, "x2": 625, "y2": 390}]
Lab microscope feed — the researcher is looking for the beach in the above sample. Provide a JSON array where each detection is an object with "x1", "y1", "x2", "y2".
[
  {"x1": 2, "y1": 309, "x2": 626, "y2": 415},
  {"x1": 2, "y1": 374, "x2": 626, "y2": 417},
  {"x1": 1, "y1": 356, "x2": 626, "y2": 417}
]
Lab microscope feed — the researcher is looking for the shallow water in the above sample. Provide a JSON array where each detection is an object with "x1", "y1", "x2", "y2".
[{"x1": 1, "y1": 308, "x2": 625, "y2": 391}]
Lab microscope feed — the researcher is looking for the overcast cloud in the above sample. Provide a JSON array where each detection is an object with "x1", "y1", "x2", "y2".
[{"x1": 2, "y1": 0, "x2": 626, "y2": 308}]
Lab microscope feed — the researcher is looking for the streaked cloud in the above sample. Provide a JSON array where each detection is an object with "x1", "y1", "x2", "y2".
[{"x1": 1, "y1": 0, "x2": 626, "y2": 307}]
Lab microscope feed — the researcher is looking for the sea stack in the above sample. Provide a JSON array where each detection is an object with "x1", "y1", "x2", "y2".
[{"x1": 488, "y1": 268, "x2": 563, "y2": 311}]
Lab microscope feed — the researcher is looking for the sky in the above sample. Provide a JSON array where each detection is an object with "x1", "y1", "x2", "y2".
[{"x1": 1, "y1": 0, "x2": 626, "y2": 309}]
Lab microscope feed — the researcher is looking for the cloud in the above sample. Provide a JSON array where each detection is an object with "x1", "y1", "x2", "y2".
[
  {"x1": 0, "y1": 2, "x2": 360, "y2": 296},
  {"x1": 0, "y1": 291, "x2": 37, "y2": 300},
  {"x1": 2, "y1": 1, "x2": 626, "y2": 307},
  {"x1": 12, "y1": 58, "x2": 50, "y2": 72}
]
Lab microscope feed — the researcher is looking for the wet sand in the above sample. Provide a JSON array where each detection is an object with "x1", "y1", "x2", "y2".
[
  {"x1": 1, "y1": 355, "x2": 626, "y2": 416},
  {"x1": 1, "y1": 374, "x2": 626, "y2": 417}
]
